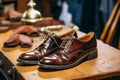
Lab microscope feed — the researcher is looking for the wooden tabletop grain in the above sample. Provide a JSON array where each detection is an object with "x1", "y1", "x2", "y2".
[{"x1": 0, "y1": 26, "x2": 120, "y2": 80}]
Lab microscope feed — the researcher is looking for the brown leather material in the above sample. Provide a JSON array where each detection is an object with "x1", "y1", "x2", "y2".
[
  {"x1": 13, "y1": 25, "x2": 39, "y2": 36},
  {"x1": 17, "y1": 33, "x2": 62, "y2": 64},
  {"x1": 4, "y1": 34, "x2": 20, "y2": 47},
  {"x1": 4, "y1": 34, "x2": 32, "y2": 48},
  {"x1": 39, "y1": 32, "x2": 98, "y2": 69},
  {"x1": 19, "y1": 34, "x2": 33, "y2": 48}
]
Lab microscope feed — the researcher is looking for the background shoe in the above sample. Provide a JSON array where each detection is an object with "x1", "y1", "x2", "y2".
[
  {"x1": 13, "y1": 25, "x2": 39, "y2": 37},
  {"x1": 5, "y1": 9, "x2": 22, "y2": 22},
  {"x1": 39, "y1": 32, "x2": 98, "y2": 69},
  {"x1": 3, "y1": 34, "x2": 33, "y2": 48}
]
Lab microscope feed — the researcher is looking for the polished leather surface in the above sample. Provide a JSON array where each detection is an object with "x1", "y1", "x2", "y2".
[
  {"x1": 39, "y1": 32, "x2": 97, "y2": 69},
  {"x1": 17, "y1": 33, "x2": 62, "y2": 64}
]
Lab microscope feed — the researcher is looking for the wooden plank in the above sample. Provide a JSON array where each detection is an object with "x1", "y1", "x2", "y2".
[{"x1": 0, "y1": 28, "x2": 120, "y2": 80}]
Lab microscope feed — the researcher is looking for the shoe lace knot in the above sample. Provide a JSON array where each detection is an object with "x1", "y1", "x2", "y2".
[{"x1": 60, "y1": 36, "x2": 72, "y2": 50}]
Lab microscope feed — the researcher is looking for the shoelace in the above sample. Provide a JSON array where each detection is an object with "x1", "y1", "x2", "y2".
[
  {"x1": 35, "y1": 33, "x2": 60, "y2": 57},
  {"x1": 60, "y1": 36, "x2": 72, "y2": 52},
  {"x1": 43, "y1": 33, "x2": 60, "y2": 47}
]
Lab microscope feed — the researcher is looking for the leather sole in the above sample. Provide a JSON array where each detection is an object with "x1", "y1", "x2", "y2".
[
  {"x1": 38, "y1": 48, "x2": 98, "y2": 69},
  {"x1": 17, "y1": 59, "x2": 38, "y2": 65}
]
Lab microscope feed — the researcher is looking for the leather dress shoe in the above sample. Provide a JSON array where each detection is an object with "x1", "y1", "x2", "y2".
[
  {"x1": 17, "y1": 33, "x2": 62, "y2": 64},
  {"x1": 14, "y1": 25, "x2": 39, "y2": 36},
  {"x1": 39, "y1": 32, "x2": 98, "y2": 69}
]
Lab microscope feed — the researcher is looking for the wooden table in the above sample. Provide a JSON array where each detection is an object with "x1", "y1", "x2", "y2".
[{"x1": 0, "y1": 27, "x2": 120, "y2": 80}]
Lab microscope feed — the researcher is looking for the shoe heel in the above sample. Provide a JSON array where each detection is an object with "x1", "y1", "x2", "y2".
[{"x1": 87, "y1": 49, "x2": 98, "y2": 60}]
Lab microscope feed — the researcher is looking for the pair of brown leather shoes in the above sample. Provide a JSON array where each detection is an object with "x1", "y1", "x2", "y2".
[
  {"x1": 17, "y1": 32, "x2": 77, "y2": 64},
  {"x1": 17, "y1": 32, "x2": 98, "y2": 69}
]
